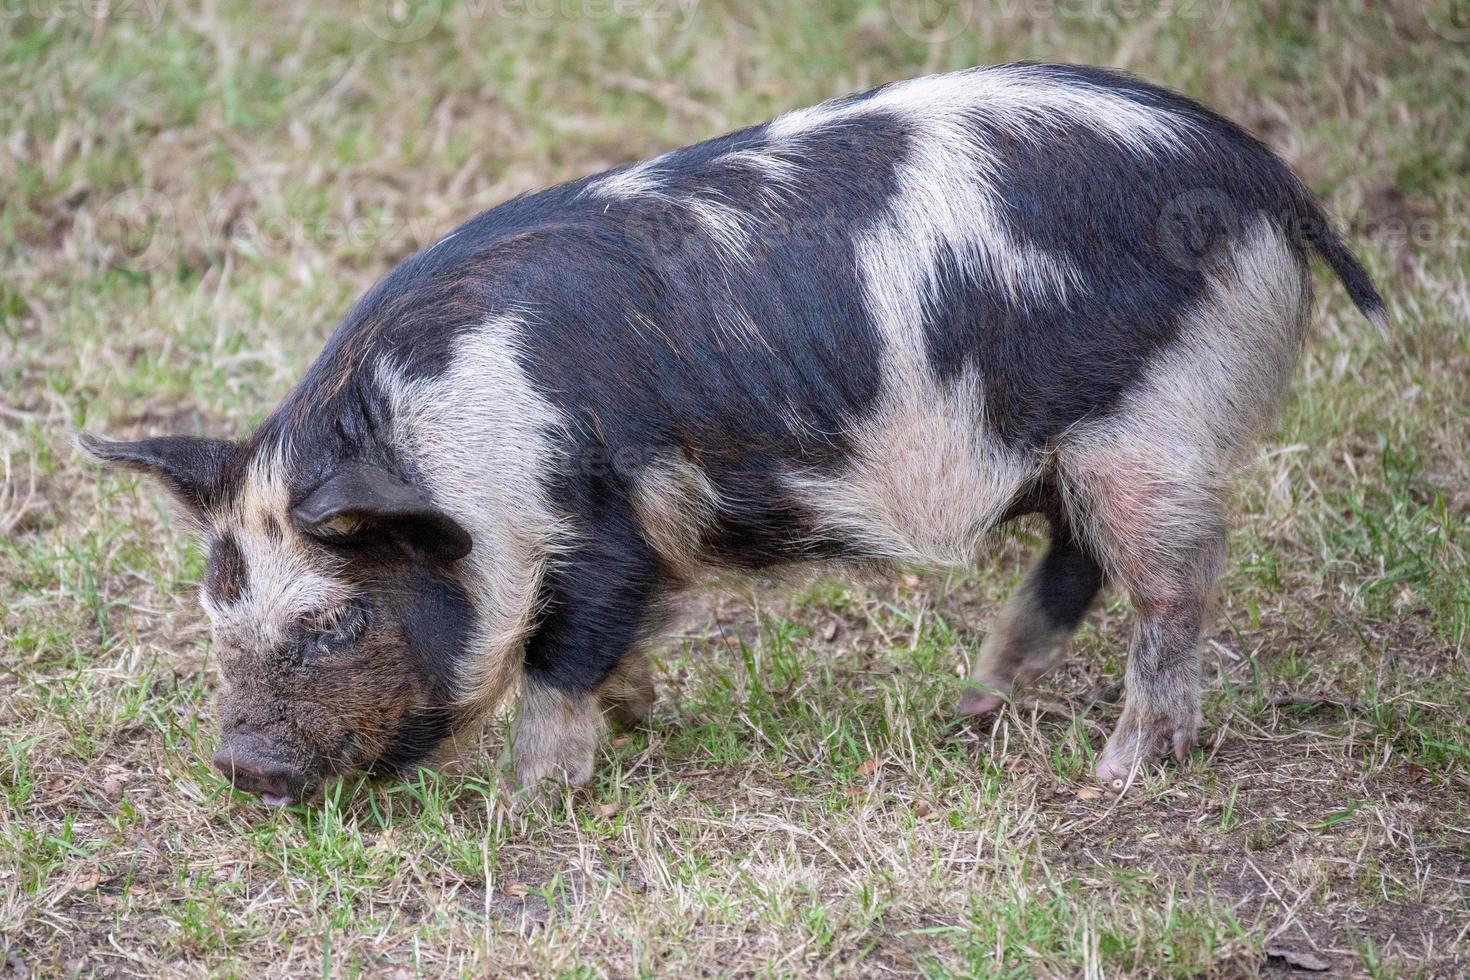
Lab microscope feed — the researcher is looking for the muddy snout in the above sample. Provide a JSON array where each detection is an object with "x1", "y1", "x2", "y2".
[{"x1": 212, "y1": 731, "x2": 306, "y2": 807}]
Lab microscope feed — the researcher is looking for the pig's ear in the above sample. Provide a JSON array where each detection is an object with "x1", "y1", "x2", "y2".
[
  {"x1": 291, "y1": 463, "x2": 472, "y2": 562},
  {"x1": 78, "y1": 432, "x2": 235, "y2": 514}
]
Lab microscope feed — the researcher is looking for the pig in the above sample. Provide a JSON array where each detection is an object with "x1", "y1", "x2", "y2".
[{"x1": 81, "y1": 63, "x2": 1386, "y2": 805}]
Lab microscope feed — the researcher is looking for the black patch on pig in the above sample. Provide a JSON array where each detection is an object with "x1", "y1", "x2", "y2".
[
  {"x1": 371, "y1": 565, "x2": 477, "y2": 774},
  {"x1": 511, "y1": 114, "x2": 908, "y2": 573},
  {"x1": 395, "y1": 565, "x2": 476, "y2": 685},
  {"x1": 205, "y1": 534, "x2": 248, "y2": 605},
  {"x1": 373, "y1": 707, "x2": 454, "y2": 777},
  {"x1": 522, "y1": 470, "x2": 661, "y2": 697},
  {"x1": 502, "y1": 114, "x2": 914, "y2": 695}
]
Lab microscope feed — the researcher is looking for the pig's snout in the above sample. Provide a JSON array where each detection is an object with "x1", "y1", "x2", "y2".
[{"x1": 213, "y1": 733, "x2": 303, "y2": 807}]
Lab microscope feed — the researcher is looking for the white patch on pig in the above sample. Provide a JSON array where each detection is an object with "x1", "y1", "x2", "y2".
[
  {"x1": 786, "y1": 371, "x2": 1037, "y2": 567},
  {"x1": 712, "y1": 146, "x2": 805, "y2": 201},
  {"x1": 375, "y1": 311, "x2": 574, "y2": 720},
  {"x1": 768, "y1": 64, "x2": 1194, "y2": 156},
  {"x1": 768, "y1": 65, "x2": 1199, "y2": 314},
  {"x1": 587, "y1": 158, "x2": 667, "y2": 200},
  {"x1": 583, "y1": 155, "x2": 755, "y2": 268},
  {"x1": 629, "y1": 452, "x2": 723, "y2": 580},
  {"x1": 200, "y1": 449, "x2": 351, "y2": 656}
]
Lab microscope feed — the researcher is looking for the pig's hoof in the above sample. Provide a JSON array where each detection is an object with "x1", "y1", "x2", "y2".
[
  {"x1": 1096, "y1": 714, "x2": 1197, "y2": 793},
  {"x1": 509, "y1": 754, "x2": 596, "y2": 814},
  {"x1": 517, "y1": 756, "x2": 595, "y2": 789},
  {"x1": 511, "y1": 764, "x2": 590, "y2": 811},
  {"x1": 956, "y1": 685, "x2": 1006, "y2": 718},
  {"x1": 514, "y1": 742, "x2": 596, "y2": 791}
]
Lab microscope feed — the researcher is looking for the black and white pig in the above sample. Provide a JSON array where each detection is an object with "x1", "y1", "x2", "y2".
[{"x1": 82, "y1": 63, "x2": 1386, "y2": 805}]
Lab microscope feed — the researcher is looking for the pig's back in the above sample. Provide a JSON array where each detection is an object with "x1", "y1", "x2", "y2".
[{"x1": 282, "y1": 64, "x2": 1329, "y2": 568}]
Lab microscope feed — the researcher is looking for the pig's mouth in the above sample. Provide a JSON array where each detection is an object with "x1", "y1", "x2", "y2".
[{"x1": 212, "y1": 729, "x2": 322, "y2": 808}]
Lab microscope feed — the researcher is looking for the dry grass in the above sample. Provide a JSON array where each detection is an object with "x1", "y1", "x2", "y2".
[{"x1": 2, "y1": 1, "x2": 1468, "y2": 976}]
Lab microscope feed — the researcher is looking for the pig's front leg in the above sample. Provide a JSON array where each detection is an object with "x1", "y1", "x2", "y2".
[
  {"x1": 513, "y1": 682, "x2": 603, "y2": 789},
  {"x1": 512, "y1": 522, "x2": 659, "y2": 792},
  {"x1": 512, "y1": 653, "x2": 656, "y2": 790}
]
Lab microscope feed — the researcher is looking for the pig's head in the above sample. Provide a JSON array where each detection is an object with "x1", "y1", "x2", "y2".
[{"x1": 80, "y1": 432, "x2": 477, "y2": 806}]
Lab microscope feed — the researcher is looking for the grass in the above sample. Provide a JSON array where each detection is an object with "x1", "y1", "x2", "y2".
[{"x1": 2, "y1": 0, "x2": 1469, "y2": 975}]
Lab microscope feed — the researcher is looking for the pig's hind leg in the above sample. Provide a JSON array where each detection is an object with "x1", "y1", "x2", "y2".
[
  {"x1": 1067, "y1": 220, "x2": 1308, "y2": 789},
  {"x1": 957, "y1": 517, "x2": 1105, "y2": 718},
  {"x1": 1062, "y1": 448, "x2": 1228, "y2": 792}
]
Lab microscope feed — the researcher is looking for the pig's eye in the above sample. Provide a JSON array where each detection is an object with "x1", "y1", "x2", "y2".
[{"x1": 303, "y1": 601, "x2": 368, "y2": 652}]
